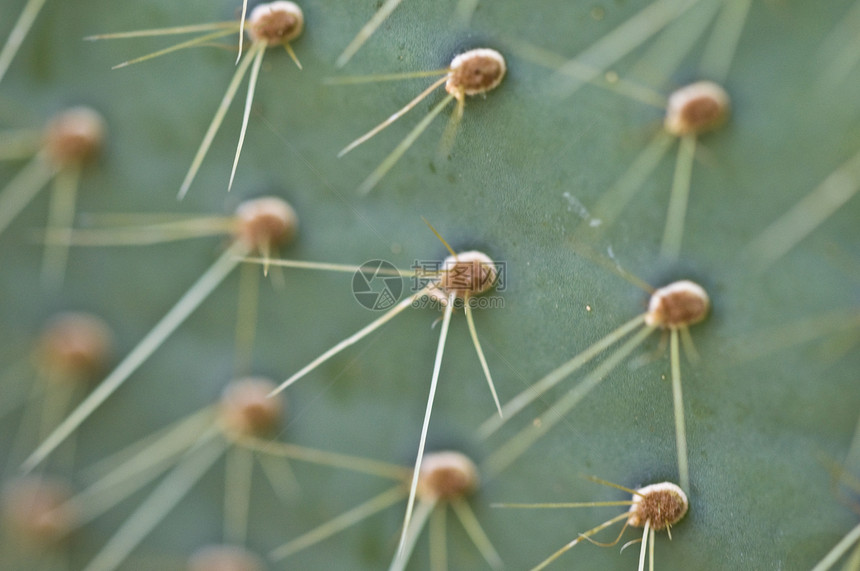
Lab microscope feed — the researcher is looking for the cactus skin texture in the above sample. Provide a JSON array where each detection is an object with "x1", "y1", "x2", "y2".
[{"x1": 0, "y1": 0, "x2": 858, "y2": 569}]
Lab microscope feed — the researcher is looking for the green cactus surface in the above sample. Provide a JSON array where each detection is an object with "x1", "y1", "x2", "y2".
[{"x1": 1, "y1": 0, "x2": 859, "y2": 569}]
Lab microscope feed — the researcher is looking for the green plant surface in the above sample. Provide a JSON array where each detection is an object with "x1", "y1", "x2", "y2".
[{"x1": 1, "y1": 0, "x2": 858, "y2": 569}]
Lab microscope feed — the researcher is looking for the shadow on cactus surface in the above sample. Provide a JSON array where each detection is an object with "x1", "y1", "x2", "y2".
[{"x1": 0, "y1": 0, "x2": 858, "y2": 569}]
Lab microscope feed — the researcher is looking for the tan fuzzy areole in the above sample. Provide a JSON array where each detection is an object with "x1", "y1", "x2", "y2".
[
  {"x1": 43, "y1": 107, "x2": 106, "y2": 168},
  {"x1": 627, "y1": 481, "x2": 689, "y2": 530},
  {"x1": 37, "y1": 312, "x2": 112, "y2": 383},
  {"x1": 427, "y1": 250, "x2": 498, "y2": 304},
  {"x1": 188, "y1": 545, "x2": 265, "y2": 571},
  {"x1": 234, "y1": 196, "x2": 298, "y2": 254},
  {"x1": 416, "y1": 451, "x2": 479, "y2": 501},
  {"x1": 446, "y1": 48, "x2": 507, "y2": 97},
  {"x1": 664, "y1": 81, "x2": 730, "y2": 136},
  {"x1": 645, "y1": 280, "x2": 710, "y2": 328},
  {"x1": 247, "y1": 1, "x2": 304, "y2": 46},
  {"x1": 219, "y1": 377, "x2": 285, "y2": 438},
  {"x1": 1, "y1": 477, "x2": 76, "y2": 545}
]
